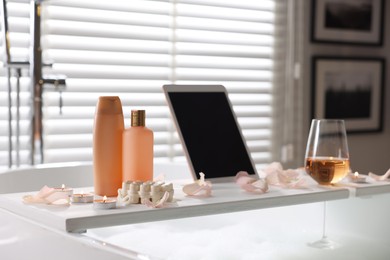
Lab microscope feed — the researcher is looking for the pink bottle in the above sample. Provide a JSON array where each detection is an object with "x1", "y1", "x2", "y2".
[
  {"x1": 123, "y1": 110, "x2": 154, "y2": 182},
  {"x1": 93, "y1": 96, "x2": 124, "y2": 196}
]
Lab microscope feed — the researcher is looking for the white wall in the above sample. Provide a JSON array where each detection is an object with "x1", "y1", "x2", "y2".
[{"x1": 301, "y1": 0, "x2": 390, "y2": 174}]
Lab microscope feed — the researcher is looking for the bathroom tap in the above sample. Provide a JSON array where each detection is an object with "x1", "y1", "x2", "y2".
[
  {"x1": 1, "y1": 0, "x2": 29, "y2": 168},
  {"x1": 2, "y1": 0, "x2": 66, "y2": 167},
  {"x1": 30, "y1": 0, "x2": 66, "y2": 164}
]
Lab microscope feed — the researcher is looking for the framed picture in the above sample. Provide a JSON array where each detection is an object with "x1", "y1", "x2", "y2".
[
  {"x1": 311, "y1": 56, "x2": 385, "y2": 133},
  {"x1": 311, "y1": 0, "x2": 385, "y2": 46}
]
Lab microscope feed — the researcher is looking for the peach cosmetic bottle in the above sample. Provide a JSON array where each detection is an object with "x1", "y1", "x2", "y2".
[
  {"x1": 123, "y1": 110, "x2": 154, "y2": 182},
  {"x1": 93, "y1": 96, "x2": 124, "y2": 196}
]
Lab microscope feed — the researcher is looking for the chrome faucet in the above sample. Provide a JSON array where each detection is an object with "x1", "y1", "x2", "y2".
[
  {"x1": 4, "y1": 0, "x2": 66, "y2": 167},
  {"x1": 30, "y1": 0, "x2": 66, "y2": 164},
  {"x1": 2, "y1": 0, "x2": 29, "y2": 168}
]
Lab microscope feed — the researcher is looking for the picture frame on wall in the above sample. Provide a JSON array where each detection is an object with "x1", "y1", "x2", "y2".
[
  {"x1": 311, "y1": 0, "x2": 385, "y2": 46},
  {"x1": 311, "y1": 56, "x2": 385, "y2": 133}
]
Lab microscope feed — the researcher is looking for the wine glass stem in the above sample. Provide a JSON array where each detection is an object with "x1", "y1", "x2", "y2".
[{"x1": 322, "y1": 201, "x2": 327, "y2": 239}]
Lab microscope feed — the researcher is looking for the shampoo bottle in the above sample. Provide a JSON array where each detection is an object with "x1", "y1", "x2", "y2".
[
  {"x1": 93, "y1": 96, "x2": 124, "y2": 196},
  {"x1": 123, "y1": 110, "x2": 154, "y2": 182}
]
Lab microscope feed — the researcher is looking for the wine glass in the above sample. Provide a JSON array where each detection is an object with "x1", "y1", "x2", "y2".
[{"x1": 304, "y1": 119, "x2": 350, "y2": 249}]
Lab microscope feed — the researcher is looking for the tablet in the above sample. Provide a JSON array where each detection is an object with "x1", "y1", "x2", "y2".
[{"x1": 163, "y1": 84, "x2": 258, "y2": 182}]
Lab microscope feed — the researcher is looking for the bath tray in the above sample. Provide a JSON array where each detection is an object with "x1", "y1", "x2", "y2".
[
  {"x1": 352, "y1": 180, "x2": 390, "y2": 197},
  {"x1": 0, "y1": 181, "x2": 350, "y2": 233}
]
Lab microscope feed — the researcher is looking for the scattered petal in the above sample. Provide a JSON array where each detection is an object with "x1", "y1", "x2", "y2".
[
  {"x1": 182, "y1": 172, "x2": 212, "y2": 197},
  {"x1": 263, "y1": 162, "x2": 309, "y2": 189},
  {"x1": 235, "y1": 171, "x2": 268, "y2": 194},
  {"x1": 22, "y1": 185, "x2": 70, "y2": 205},
  {"x1": 368, "y1": 168, "x2": 390, "y2": 181}
]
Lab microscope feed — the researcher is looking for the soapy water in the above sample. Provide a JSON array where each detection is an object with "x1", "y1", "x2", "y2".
[
  {"x1": 87, "y1": 212, "x2": 306, "y2": 260},
  {"x1": 86, "y1": 202, "x2": 390, "y2": 260}
]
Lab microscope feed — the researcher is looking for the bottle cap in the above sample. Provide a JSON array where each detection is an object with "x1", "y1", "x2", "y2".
[
  {"x1": 96, "y1": 96, "x2": 123, "y2": 115},
  {"x1": 131, "y1": 110, "x2": 145, "y2": 127}
]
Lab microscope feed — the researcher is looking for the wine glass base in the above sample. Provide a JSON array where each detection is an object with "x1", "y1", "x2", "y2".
[{"x1": 308, "y1": 236, "x2": 341, "y2": 250}]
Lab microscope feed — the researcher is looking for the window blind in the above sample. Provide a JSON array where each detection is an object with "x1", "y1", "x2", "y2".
[{"x1": 0, "y1": 0, "x2": 290, "y2": 171}]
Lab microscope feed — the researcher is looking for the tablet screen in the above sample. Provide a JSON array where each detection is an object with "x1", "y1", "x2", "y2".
[{"x1": 167, "y1": 91, "x2": 257, "y2": 180}]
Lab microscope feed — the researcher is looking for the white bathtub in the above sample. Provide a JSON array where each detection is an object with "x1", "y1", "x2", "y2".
[
  {"x1": 0, "y1": 163, "x2": 390, "y2": 260},
  {"x1": 0, "y1": 162, "x2": 94, "y2": 194}
]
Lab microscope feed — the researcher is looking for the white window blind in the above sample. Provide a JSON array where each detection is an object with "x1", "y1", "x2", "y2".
[{"x1": 0, "y1": 0, "x2": 290, "y2": 171}]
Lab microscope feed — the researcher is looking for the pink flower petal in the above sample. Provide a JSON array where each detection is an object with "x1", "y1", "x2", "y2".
[
  {"x1": 22, "y1": 185, "x2": 70, "y2": 205},
  {"x1": 235, "y1": 171, "x2": 269, "y2": 194}
]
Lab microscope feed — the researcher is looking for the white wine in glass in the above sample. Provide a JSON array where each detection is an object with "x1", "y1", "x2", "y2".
[
  {"x1": 304, "y1": 119, "x2": 350, "y2": 249},
  {"x1": 305, "y1": 119, "x2": 350, "y2": 185}
]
